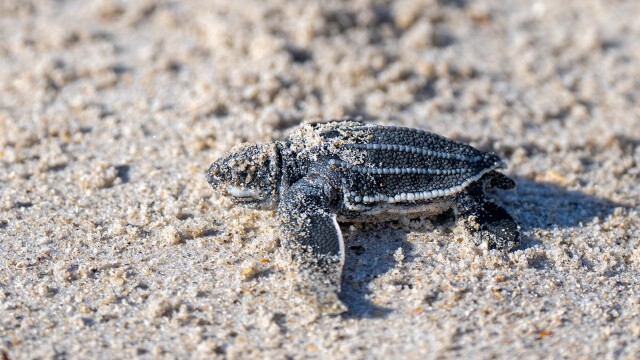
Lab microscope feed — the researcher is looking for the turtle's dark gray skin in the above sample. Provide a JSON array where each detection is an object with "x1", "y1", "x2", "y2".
[{"x1": 206, "y1": 119, "x2": 519, "y2": 314}]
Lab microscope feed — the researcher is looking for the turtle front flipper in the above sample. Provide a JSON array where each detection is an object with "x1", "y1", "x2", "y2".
[
  {"x1": 277, "y1": 175, "x2": 346, "y2": 314},
  {"x1": 454, "y1": 183, "x2": 520, "y2": 251}
]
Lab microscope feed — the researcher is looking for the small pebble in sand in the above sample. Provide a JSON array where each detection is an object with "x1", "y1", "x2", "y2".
[{"x1": 162, "y1": 225, "x2": 182, "y2": 244}]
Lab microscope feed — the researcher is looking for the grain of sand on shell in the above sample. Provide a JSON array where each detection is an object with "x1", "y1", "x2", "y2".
[{"x1": 1, "y1": 0, "x2": 640, "y2": 358}]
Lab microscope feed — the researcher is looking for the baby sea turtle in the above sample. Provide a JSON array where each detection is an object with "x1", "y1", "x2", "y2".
[{"x1": 206, "y1": 119, "x2": 519, "y2": 313}]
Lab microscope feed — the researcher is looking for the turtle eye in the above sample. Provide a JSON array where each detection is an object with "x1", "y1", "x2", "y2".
[{"x1": 236, "y1": 170, "x2": 249, "y2": 183}]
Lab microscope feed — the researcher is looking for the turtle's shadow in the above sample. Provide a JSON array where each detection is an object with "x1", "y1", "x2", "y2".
[
  {"x1": 495, "y1": 177, "x2": 624, "y2": 249},
  {"x1": 339, "y1": 227, "x2": 413, "y2": 319},
  {"x1": 338, "y1": 178, "x2": 624, "y2": 318}
]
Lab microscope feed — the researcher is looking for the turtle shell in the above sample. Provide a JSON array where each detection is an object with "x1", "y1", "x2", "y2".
[{"x1": 290, "y1": 121, "x2": 506, "y2": 214}]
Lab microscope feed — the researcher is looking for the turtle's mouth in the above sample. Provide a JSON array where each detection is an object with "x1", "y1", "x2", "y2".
[{"x1": 225, "y1": 185, "x2": 261, "y2": 200}]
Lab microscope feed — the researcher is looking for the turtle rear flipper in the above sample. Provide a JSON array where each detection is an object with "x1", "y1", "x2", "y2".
[
  {"x1": 482, "y1": 171, "x2": 516, "y2": 190},
  {"x1": 455, "y1": 183, "x2": 520, "y2": 251},
  {"x1": 277, "y1": 175, "x2": 346, "y2": 314}
]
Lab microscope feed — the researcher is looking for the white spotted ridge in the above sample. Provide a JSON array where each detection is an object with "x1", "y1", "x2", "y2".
[
  {"x1": 327, "y1": 158, "x2": 469, "y2": 175},
  {"x1": 341, "y1": 142, "x2": 482, "y2": 162}
]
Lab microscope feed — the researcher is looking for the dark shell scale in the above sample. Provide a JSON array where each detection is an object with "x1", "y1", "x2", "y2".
[{"x1": 319, "y1": 124, "x2": 505, "y2": 211}]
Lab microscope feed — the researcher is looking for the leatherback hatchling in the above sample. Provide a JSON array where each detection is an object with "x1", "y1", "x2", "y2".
[{"x1": 206, "y1": 119, "x2": 519, "y2": 313}]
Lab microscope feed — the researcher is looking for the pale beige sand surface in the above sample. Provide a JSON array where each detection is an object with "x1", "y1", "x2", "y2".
[{"x1": 1, "y1": 0, "x2": 640, "y2": 358}]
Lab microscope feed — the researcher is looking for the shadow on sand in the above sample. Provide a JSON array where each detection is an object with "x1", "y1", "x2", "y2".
[
  {"x1": 499, "y1": 177, "x2": 624, "y2": 250},
  {"x1": 339, "y1": 227, "x2": 412, "y2": 319},
  {"x1": 339, "y1": 177, "x2": 625, "y2": 318}
]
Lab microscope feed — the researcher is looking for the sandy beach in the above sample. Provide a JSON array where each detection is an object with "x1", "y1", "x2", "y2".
[{"x1": 1, "y1": 0, "x2": 639, "y2": 358}]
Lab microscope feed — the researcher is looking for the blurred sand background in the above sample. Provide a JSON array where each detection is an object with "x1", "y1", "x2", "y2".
[{"x1": 1, "y1": 0, "x2": 640, "y2": 358}]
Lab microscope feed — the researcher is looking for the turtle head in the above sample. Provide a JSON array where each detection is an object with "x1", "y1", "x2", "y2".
[{"x1": 206, "y1": 143, "x2": 281, "y2": 209}]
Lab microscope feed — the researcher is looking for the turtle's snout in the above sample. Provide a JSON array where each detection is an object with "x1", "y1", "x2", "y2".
[{"x1": 206, "y1": 161, "x2": 222, "y2": 187}]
